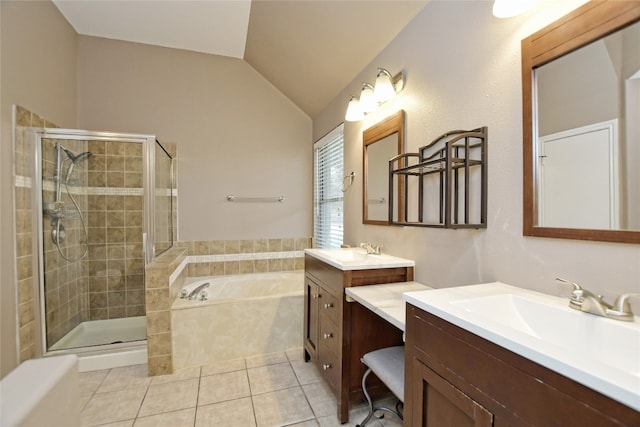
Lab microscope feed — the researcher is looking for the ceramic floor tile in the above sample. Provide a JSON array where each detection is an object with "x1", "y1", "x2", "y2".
[
  {"x1": 80, "y1": 387, "x2": 147, "y2": 427},
  {"x1": 201, "y1": 358, "x2": 246, "y2": 376},
  {"x1": 289, "y1": 421, "x2": 320, "y2": 427},
  {"x1": 302, "y1": 381, "x2": 337, "y2": 418},
  {"x1": 150, "y1": 366, "x2": 201, "y2": 385},
  {"x1": 78, "y1": 369, "x2": 109, "y2": 396},
  {"x1": 97, "y1": 365, "x2": 151, "y2": 393},
  {"x1": 133, "y1": 408, "x2": 195, "y2": 427},
  {"x1": 138, "y1": 378, "x2": 199, "y2": 417},
  {"x1": 245, "y1": 351, "x2": 288, "y2": 368},
  {"x1": 285, "y1": 347, "x2": 306, "y2": 362},
  {"x1": 195, "y1": 398, "x2": 256, "y2": 427},
  {"x1": 291, "y1": 359, "x2": 323, "y2": 385},
  {"x1": 252, "y1": 386, "x2": 314, "y2": 427},
  {"x1": 79, "y1": 394, "x2": 92, "y2": 412},
  {"x1": 248, "y1": 362, "x2": 300, "y2": 395},
  {"x1": 96, "y1": 421, "x2": 135, "y2": 427},
  {"x1": 198, "y1": 370, "x2": 250, "y2": 405}
]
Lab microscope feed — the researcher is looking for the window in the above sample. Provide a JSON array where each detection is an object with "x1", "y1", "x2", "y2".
[{"x1": 313, "y1": 124, "x2": 344, "y2": 248}]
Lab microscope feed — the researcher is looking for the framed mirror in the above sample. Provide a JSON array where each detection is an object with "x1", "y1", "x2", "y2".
[
  {"x1": 522, "y1": 1, "x2": 640, "y2": 244},
  {"x1": 363, "y1": 110, "x2": 405, "y2": 225}
]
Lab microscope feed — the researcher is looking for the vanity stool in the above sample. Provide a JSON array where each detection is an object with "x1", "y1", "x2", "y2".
[{"x1": 356, "y1": 346, "x2": 405, "y2": 427}]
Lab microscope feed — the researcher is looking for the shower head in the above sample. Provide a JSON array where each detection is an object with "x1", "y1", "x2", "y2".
[
  {"x1": 63, "y1": 147, "x2": 92, "y2": 164},
  {"x1": 63, "y1": 150, "x2": 92, "y2": 182}
]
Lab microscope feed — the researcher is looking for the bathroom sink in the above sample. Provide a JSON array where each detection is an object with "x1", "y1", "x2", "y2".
[
  {"x1": 305, "y1": 248, "x2": 414, "y2": 271},
  {"x1": 404, "y1": 282, "x2": 640, "y2": 411}
]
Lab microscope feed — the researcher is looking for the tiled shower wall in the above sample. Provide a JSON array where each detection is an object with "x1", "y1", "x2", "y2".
[
  {"x1": 14, "y1": 106, "x2": 45, "y2": 361},
  {"x1": 86, "y1": 140, "x2": 146, "y2": 320},
  {"x1": 13, "y1": 104, "x2": 177, "y2": 359}
]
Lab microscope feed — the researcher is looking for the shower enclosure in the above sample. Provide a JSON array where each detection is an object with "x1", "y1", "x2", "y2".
[{"x1": 29, "y1": 128, "x2": 173, "y2": 357}]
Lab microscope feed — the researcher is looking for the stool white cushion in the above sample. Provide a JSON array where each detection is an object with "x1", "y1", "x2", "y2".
[{"x1": 362, "y1": 345, "x2": 404, "y2": 402}]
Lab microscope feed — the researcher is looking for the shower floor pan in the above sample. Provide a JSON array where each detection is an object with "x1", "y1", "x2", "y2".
[{"x1": 50, "y1": 316, "x2": 147, "y2": 351}]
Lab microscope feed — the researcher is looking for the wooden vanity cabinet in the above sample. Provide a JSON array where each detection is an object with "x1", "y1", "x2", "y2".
[
  {"x1": 304, "y1": 254, "x2": 414, "y2": 423},
  {"x1": 404, "y1": 304, "x2": 640, "y2": 427}
]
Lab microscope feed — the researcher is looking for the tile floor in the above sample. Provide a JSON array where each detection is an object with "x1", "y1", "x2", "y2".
[{"x1": 79, "y1": 348, "x2": 403, "y2": 427}]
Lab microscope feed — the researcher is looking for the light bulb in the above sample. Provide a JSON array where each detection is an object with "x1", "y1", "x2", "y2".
[
  {"x1": 359, "y1": 83, "x2": 377, "y2": 113},
  {"x1": 345, "y1": 96, "x2": 364, "y2": 121},
  {"x1": 373, "y1": 68, "x2": 396, "y2": 103}
]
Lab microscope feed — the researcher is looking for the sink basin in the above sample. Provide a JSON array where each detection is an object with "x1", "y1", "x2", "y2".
[
  {"x1": 305, "y1": 248, "x2": 414, "y2": 271},
  {"x1": 404, "y1": 282, "x2": 640, "y2": 411}
]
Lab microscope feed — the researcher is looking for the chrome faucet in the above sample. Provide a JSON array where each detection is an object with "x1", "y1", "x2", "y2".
[
  {"x1": 360, "y1": 242, "x2": 382, "y2": 255},
  {"x1": 556, "y1": 278, "x2": 638, "y2": 321},
  {"x1": 186, "y1": 282, "x2": 210, "y2": 300}
]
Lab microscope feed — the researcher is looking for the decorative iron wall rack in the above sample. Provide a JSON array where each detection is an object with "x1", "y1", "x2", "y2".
[{"x1": 388, "y1": 127, "x2": 487, "y2": 228}]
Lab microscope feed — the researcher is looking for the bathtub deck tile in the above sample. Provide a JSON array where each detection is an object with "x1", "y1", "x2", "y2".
[{"x1": 248, "y1": 362, "x2": 300, "y2": 395}]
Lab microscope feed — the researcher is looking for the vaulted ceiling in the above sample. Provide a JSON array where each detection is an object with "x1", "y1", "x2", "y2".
[{"x1": 53, "y1": 0, "x2": 427, "y2": 118}]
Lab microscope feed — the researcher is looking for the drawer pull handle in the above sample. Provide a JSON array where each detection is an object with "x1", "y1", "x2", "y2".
[
  {"x1": 312, "y1": 294, "x2": 320, "y2": 299},
  {"x1": 322, "y1": 363, "x2": 332, "y2": 370},
  {"x1": 324, "y1": 303, "x2": 334, "y2": 309},
  {"x1": 323, "y1": 333, "x2": 333, "y2": 339}
]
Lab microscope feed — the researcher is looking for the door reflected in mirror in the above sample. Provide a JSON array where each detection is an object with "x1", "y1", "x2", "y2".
[
  {"x1": 363, "y1": 110, "x2": 405, "y2": 225},
  {"x1": 535, "y1": 20, "x2": 639, "y2": 231},
  {"x1": 522, "y1": 0, "x2": 640, "y2": 243}
]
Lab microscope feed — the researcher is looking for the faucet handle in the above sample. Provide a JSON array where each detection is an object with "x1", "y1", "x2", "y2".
[
  {"x1": 555, "y1": 277, "x2": 582, "y2": 291},
  {"x1": 611, "y1": 293, "x2": 640, "y2": 314},
  {"x1": 556, "y1": 277, "x2": 586, "y2": 308}
]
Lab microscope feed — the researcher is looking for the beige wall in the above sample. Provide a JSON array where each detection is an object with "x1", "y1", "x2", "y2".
[
  {"x1": 314, "y1": 0, "x2": 640, "y2": 304},
  {"x1": 77, "y1": 36, "x2": 313, "y2": 242},
  {"x1": 0, "y1": 0, "x2": 78, "y2": 377}
]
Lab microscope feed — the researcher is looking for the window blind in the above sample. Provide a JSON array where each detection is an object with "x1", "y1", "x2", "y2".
[{"x1": 314, "y1": 124, "x2": 344, "y2": 248}]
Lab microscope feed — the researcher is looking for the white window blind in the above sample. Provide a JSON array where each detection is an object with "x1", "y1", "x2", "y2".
[{"x1": 314, "y1": 124, "x2": 344, "y2": 248}]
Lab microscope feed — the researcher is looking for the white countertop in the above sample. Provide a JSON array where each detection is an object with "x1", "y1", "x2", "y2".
[
  {"x1": 305, "y1": 248, "x2": 414, "y2": 271},
  {"x1": 404, "y1": 282, "x2": 640, "y2": 411},
  {"x1": 345, "y1": 281, "x2": 432, "y2": 331}
]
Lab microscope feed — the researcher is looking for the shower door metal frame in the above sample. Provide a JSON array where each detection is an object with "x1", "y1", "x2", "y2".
[{"x1": 30, "y1": 128, "x2": 160, "y2": 357}]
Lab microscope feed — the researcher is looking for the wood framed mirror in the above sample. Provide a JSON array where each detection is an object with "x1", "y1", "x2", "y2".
[
  {"x1": 522, "y1": 1, "x2": 640, "y2": 244},
  {"x1": 363, "y1": 110, "x2": 405, "y2": 225}
]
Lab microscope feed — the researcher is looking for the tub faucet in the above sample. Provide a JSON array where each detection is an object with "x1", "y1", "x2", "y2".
[
  {"x1": 556, "y1": 278, "x2": 638, "y2": 321},
  {"x1": 360, "y1": 242, "x2": 382, "y2": 255},
  {"x1": 188, "y1": 282, "x2": 210, "y2": 300}
]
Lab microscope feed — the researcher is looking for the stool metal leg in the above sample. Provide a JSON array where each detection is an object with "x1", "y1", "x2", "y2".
[{"x1": 357, "y1": 368, "x2": 375, "y2": 427}]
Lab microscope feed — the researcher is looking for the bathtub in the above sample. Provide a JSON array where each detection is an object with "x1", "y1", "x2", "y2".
[{"x1": 171, "y1": 271, "x2": 304, "y2": 369}]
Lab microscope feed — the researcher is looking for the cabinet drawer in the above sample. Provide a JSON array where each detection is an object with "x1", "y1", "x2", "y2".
[
  {"x1": 318, "y1": 344, "x2": 341, "y2": 392},
  {"x1": 305, "y1": 255, "x2": 343, "y2": 296},
  {"x1": 319, "y1": 317, "x2": 340, "y2": 357},
  {"x1": 319, "y1": 290, "x2": 341, "y2": 326}
]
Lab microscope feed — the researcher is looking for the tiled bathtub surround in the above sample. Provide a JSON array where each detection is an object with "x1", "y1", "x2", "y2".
[
  {"x1": 176, "y1": 237, "x2": 311, "y2": 277},
  {"x1": 144, "y1": 238, "x2": 310, "y2": 376},
  {"x1": 144, "y1": 247, "x2": 188, "y2": 376}
]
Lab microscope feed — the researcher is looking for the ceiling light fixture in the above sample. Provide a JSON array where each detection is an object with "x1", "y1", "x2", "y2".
[{"x1": 345, "y1": 68, "x2": 405, "y2": 122}]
